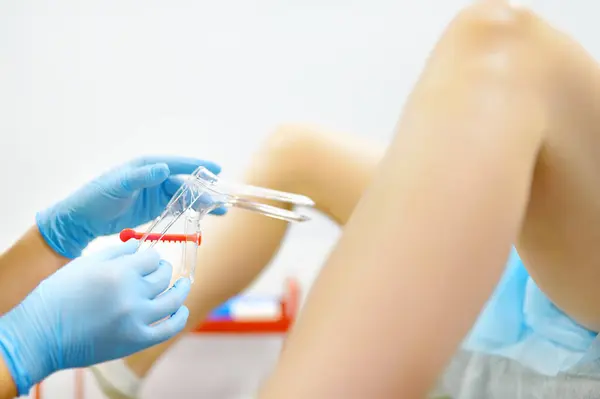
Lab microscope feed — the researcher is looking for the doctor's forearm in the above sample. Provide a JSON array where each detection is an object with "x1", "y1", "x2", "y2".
[
  {"x1": 0, "y1": 227, "x2": 68, "y2": 315},
  {"x1": 0, "y1": 356, "x2": 17, "y2": 399}
]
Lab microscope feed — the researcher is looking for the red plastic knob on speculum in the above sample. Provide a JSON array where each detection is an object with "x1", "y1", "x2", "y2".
[{"x1": 119, "y1": 228, "x2": 201, "y2": 245}]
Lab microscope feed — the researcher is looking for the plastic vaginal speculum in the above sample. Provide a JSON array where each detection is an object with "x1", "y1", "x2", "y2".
[{"x1": 119, "y1": 166, "x2": 315, "y2": 284}]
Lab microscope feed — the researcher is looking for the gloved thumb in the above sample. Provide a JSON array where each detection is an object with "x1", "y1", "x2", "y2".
[{"x1": 119, "y1": 164, "x2": 170, "y2": 194}]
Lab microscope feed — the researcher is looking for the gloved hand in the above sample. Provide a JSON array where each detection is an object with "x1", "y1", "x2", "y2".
[
  {"x1": 0, "y1": 241, "x2": 190, "y2": 396},
  {"x1": 37, "y1": 156, "x2": 226, "y2": 258}
]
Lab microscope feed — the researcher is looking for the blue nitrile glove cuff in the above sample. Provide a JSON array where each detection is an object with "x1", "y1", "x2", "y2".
[
  {"x1": 0, "y1": 306, "x2": 55, "y2": 396},
  {"x1": 36, "y1": 206, "x2": 94, "y2": 259},
  {"x1": 0, "y1": 330, "x2": 32, "y2": 396}
]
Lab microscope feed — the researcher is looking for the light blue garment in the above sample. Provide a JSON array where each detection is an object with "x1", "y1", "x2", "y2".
[{"x1": 464, "y1": 248, "x2": 599, "y2": 376}]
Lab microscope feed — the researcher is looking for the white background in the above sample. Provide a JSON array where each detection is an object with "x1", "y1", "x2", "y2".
[{"x1": 0, "y1": 0, "x2": 597, "y2": 398}]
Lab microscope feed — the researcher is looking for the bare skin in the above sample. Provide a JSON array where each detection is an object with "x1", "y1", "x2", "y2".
[
  {"x1": 0, "y1": 228, "x2": 70, "y2": 397},
  {"x1": 0, "y1": 227, "x2": 68, "y2": 315},
  {"x1": 0, "y1": 357, "x2": 16, "y2": 399},
  {"x1": 256, "y1": 1, "x2": 600, "y2": 398},
  {"x1": 127, "y1": 0, "x2": 600, "y2": 386},
  {"x1": 123, "y1": 1, "x2": 600, "y2": 397},
  {"x1": 124, "y1": 126, "x2": 385, "y2": 377}
]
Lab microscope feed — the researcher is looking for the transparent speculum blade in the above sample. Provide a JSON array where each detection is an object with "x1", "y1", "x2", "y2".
[{"x1": 180, "y1": 211, "x2": 201, "y2": 283}]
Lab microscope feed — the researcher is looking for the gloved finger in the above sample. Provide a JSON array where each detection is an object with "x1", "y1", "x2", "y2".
[
  {"x1": 143, "y1": 260, "x2": 173, "y2": 299},
  {"x1": 209, "y1": 206, "x2": 228, "y2": 216},
  {"x1": 161, "y1": 177, "x2": 214, "y2": 208},
  {"x1": 143, "y1": 278, "x2": 191, "y2": 325},
  {"x1": 120, "y1": 164, "x2": 170, "y2": 193},
  {"x1": 161, "y1": 176, "x2": 191, "y2": 197},
  {"x1": 141, "y1": 305, "x2": 190, "y2": 346},
  {"x1": 191, "y1": 196, "x2": 228, "y2": 216},
  {"x1": 138, "y1": 156, "x2": 221, "y2": 176},
  {"x1": 88, "y1": 240, "x2": 139, "y2": 261},
  {"x1": 162, "y1": 177, "x2": 228, "y2": 216},
  {"x1": 119, "y1": 248, "x2": 162, "y2": 276}
]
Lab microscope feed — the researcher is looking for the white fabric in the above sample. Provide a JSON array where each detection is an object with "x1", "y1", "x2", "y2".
[{"x1": 89, "y1": 359, "x2": 141, "y2": 399}]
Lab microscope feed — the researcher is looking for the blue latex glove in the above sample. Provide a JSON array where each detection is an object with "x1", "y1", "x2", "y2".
[
  {"x1": 0, "y1": 241, "x2": 190, "y2": 396},
  {"x1": 37, "y1": 156, "x2": 226, "y2": 258}
]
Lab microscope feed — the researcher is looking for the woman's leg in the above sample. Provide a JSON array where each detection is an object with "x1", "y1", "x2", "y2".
[
  {"x1": 257, "y1": 3, "x2": 553, "y2": 397},
  {"x1": 124, "y1": 124, "x2": 384, "y2": 378}
]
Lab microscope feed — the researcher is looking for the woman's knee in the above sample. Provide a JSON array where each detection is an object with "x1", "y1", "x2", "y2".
[{"x1": 245, "y1": 124, "x2": 329, "y2": 190}]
